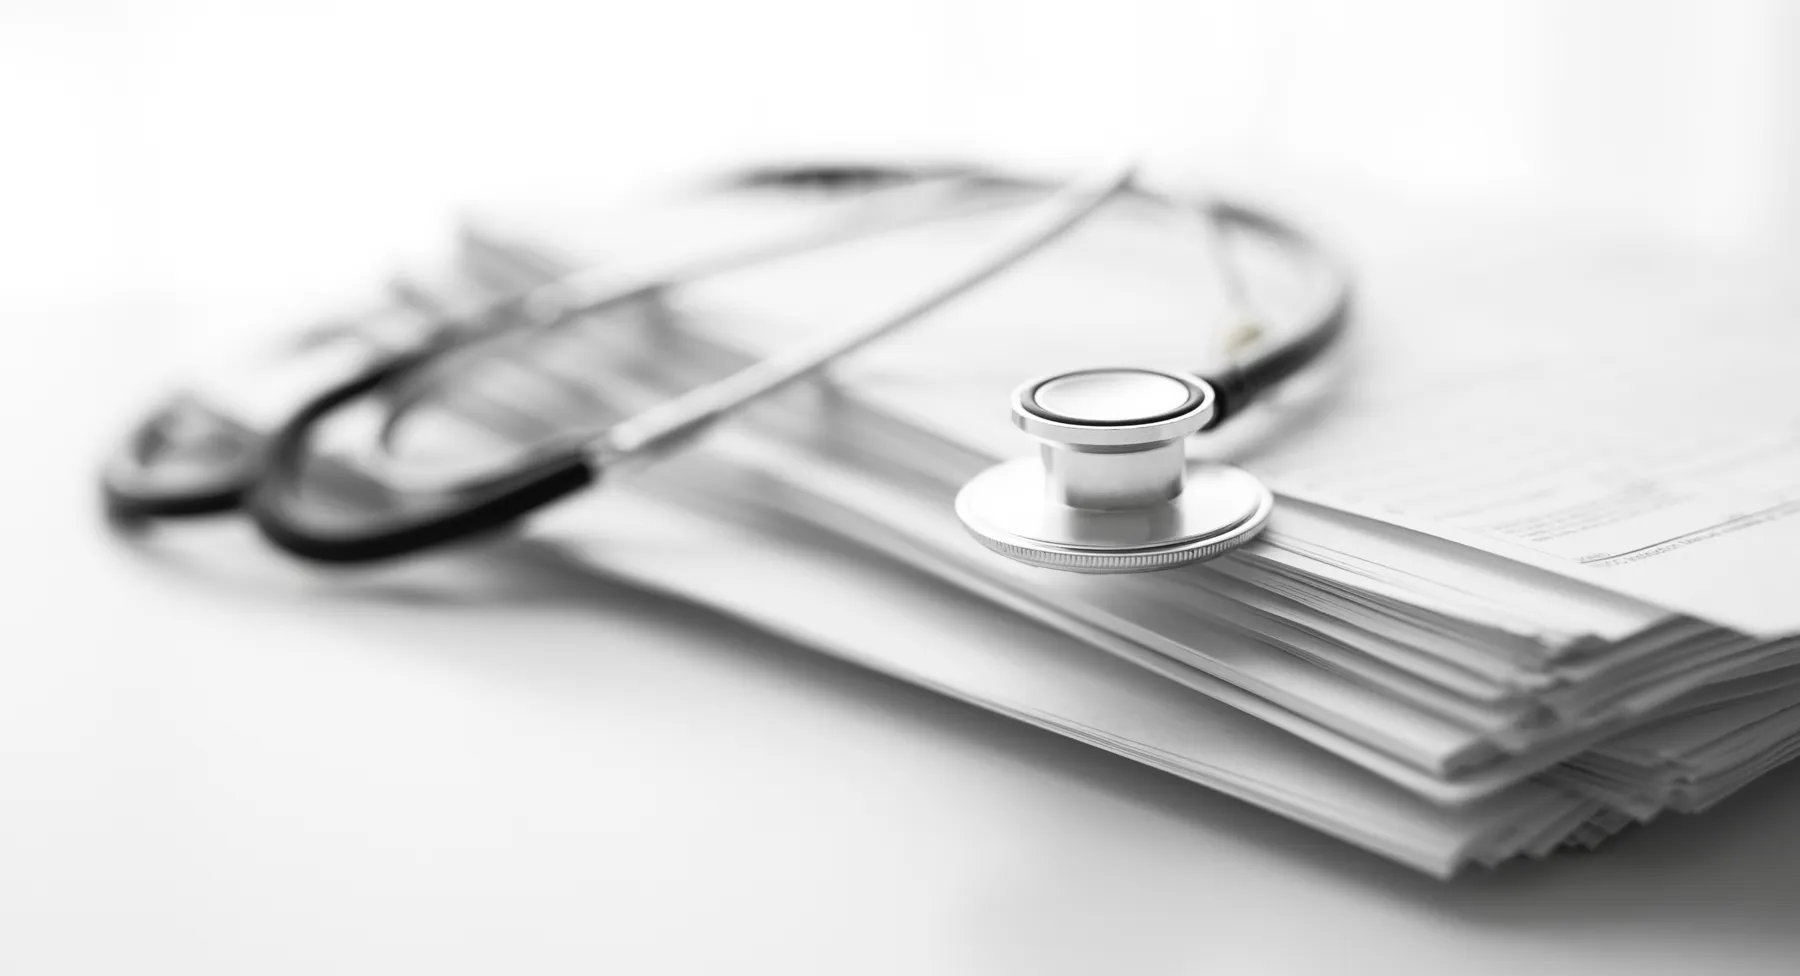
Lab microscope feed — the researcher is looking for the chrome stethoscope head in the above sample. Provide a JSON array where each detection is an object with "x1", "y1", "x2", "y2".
[
  {"x1": 955, "y1": 187, "x2": 1358, "y2": 576},
  {"x1": 955, "y1": 368, "x2": 1273, "y2": 574}
]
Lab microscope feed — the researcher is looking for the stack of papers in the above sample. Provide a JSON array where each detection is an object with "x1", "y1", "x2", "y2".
[{"x1": 378, "y1": 180, "x2": 1800, "y2": 876}]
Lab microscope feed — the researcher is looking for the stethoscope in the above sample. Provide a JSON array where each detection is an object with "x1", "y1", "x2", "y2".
[{"x1": 101, "y1": 159, "x2": 1350, "y2": 575}]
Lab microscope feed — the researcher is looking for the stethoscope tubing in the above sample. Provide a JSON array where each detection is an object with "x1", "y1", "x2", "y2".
[
  {"x1": 243, "y1": 164, "x2": 1138, "y2": 562},
  {"x1": 102, "y1": 159, "x2": 1351, "y2": 566},
  {"x1": 97, "y1": 165, "x2": 1049, "y2": 528}
]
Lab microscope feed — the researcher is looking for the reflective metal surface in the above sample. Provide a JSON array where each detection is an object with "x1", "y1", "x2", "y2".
[
  {"x1": 1030, "y1": 370, "x2": 1194, "y2": 424},
  {"x1": 955, "y1": 459, "x2": 1272, "y2": 573},
  {"x1": 957, "y1": 366, "x2": 1266, "y2": 573}
]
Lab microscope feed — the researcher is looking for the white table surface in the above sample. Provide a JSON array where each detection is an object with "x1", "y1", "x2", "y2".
[{"x1": 7, "y1": 301, "x2": 1800, "y2": 976}]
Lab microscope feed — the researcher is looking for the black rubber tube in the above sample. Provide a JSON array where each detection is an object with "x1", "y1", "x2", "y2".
[{"x1": 244, "y1": 355, "x2": 597, "y2": 563}]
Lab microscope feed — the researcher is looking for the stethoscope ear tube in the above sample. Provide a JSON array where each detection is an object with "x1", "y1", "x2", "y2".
[
  {"x1": 1192, "y1": 200, "x2": 1352, "y2": 430},
  {"x1": 100, "y1": 397, "x2": 264, "y2": 523},
  {"x1": 244, "y1": 357, "x2": 596, "y2": 563}
]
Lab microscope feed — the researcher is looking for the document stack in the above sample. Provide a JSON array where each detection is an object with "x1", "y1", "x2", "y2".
[{"x1": 399, "y1": 183, "x2": 1800, "y2": 877}]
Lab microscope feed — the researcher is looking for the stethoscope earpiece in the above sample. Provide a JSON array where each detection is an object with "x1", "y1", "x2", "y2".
[{"x1": 955, "y1": 367, "x2": 1273, "y2": 573}]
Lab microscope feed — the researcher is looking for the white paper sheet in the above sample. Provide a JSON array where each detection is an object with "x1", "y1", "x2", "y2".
[{"x1": 1238, "y1": 227, "x2": 1800, "y2": 636}]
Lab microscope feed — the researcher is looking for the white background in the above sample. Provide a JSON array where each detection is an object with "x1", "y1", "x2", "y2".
[{"x1": 7, "y1": 1, "x2": 1800, "y2": 972}]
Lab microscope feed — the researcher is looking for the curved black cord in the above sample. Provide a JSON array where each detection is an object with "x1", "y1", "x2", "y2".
[
  {"x1": 719, "y1": 160, "x2": 1017, "y2": 196},
  {"x1": 734, "y1": 163, "x2": 1351, "y2": 429},
  {"x1": 1194, "y1": 200, "x2": 1352, "y2": 428},
  {"x1": 103, "y1": 467, "x2": 248, "y2": 522},
  {"x1": 100, "y1": 399, "x2": 261, "y2": 523},
  {"x1": 245, "y1": 354, "x2": 597, "y2": 563}
]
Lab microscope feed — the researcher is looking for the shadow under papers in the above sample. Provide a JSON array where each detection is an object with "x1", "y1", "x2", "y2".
[{"x1": 115, "y1": 518, "x2": 1800, "y2": 939}]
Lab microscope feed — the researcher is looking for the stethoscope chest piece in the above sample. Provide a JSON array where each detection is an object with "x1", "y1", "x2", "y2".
[{"x1": 955, "y1": 367, "x2": 1273, "y2": 574}]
